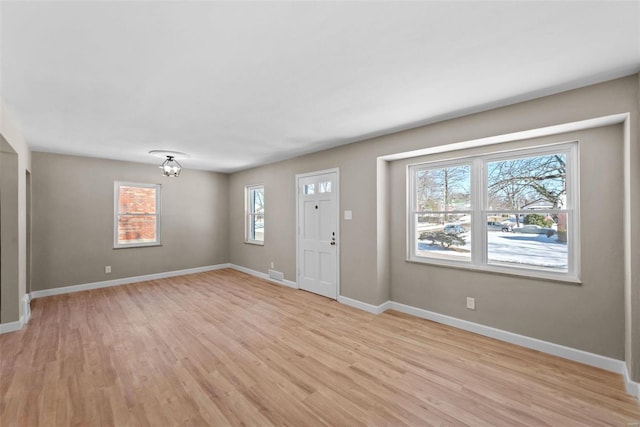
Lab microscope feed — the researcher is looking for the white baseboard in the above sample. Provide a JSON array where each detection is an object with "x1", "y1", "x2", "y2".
[
  {"x1": 229, "y1": 264, "x2": 298, "y2": 289},
  {"x1": 388, "y1": 301, "x2": 625, "y2": 374},
  {"x1": 0, "y1": 295, "x2": 32, "y2": 335},
  {"x1": 337, "y1": 296, "x2": 390, "y2": 314},
  {"x1": 22, "y1": 294, "x2": 31, "y2": 325},
  {"x1": 623, "y1": 365, "x2": 640, "y2": 398},
  {"x1": 0, "y1": 315, "x2": 24, "y2": 334},
  {"x1": 30, "y1": 264, "x2": 232, "y2": 299}
]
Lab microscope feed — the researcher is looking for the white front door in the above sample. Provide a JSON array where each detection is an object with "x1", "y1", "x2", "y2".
[{"x1": 297, "y1": 170, "x2": 338, "y2": 299}]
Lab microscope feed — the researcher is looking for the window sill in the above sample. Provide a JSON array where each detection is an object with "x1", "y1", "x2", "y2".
[
  {"x1": 244, "y1": 240, "x2": 264, "y2": 246},
  {"x1": 406, "y1": 257, "x2": 581, "y2": 284},
  {"x1": 114, "y1": 243, "x2": 162, "y2": 250}
]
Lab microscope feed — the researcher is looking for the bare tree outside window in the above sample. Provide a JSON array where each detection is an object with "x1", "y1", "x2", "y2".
[
  {"x1": 417, "y1": 166, "x2": 470, "y2": 216},
  {"x1": 487, "y1": 154, "x2": 566, "y2": 211}
]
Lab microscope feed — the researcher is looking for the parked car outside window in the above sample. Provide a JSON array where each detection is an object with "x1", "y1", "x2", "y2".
[
  {"x1": 487, "y1": 221, "x2": 513, "y2": 232},
  {"x1": 443, "y1": 224, "x2": 465, "y2": 235},
  {"x1": 512, "y1": 224, "x2": 556, "y2": 237}
]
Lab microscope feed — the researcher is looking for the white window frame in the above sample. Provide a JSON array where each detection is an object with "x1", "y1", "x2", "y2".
[
  {"x1": 245, "y1": 184, "x2": 264, "y2": 245},
  {"x1": 114, "y1": 181, "x2": 161, "y2": 249},
  {"x1": 408, "y1": 141, "x2": 580, "y2": 282}
]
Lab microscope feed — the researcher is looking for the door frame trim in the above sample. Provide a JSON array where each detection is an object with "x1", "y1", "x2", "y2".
[{"x1": 295, "y1": 167, "x2": 340, "y2": 299}]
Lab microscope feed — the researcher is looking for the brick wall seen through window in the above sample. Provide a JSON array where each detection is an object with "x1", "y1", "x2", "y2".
[{"x1": 115, "y1": 182, "x2": 161, "y2": 247}]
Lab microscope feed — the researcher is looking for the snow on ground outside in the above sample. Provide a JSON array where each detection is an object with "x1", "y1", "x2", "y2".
[{"x1": 417, "y1": 231, "x2": 568, "y2": 270}]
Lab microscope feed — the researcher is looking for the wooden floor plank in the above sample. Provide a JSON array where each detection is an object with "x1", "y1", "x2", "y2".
[{"x1": 1, "y1": 268, "x2": 639, "y2": 426}]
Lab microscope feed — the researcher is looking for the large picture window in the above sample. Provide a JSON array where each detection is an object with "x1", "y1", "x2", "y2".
[
  {"x1": 245, "y1": 184, "x2": 264, "y2": 244},
  {"x1": 114, "y1": 182, "x2": 161, "y2": 248},
  {"x1": 409, "y1": 142, "x2": 578, "y2": 280}
]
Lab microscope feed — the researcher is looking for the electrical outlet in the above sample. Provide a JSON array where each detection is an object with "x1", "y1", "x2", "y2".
[
  {"x1": 466, "y1": 297, "x2": 475, "y2": 310},
  {"x1": 270, "y1": 261, "x2": 274, "y2": 269},
  {"x1": 105, "y1": 266, "x2": 111, "y2": 274}
]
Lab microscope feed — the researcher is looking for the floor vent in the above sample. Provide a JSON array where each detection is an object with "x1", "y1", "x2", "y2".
[{"x1": 268, "y1": 269, "x2": 284, "y2": 281}]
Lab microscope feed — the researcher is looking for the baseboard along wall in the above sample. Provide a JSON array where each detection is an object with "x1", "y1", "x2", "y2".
[
  {"x1": 0, "y1": 294, "x2": 33, "y2": 334},
  {"x1": 29, "y1": 264, "x2": 233, "y2": 299}
]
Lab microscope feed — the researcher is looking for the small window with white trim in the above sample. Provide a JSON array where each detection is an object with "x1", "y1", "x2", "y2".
[
  {"x1": 409, "y1": 142, "x2": 578, "y2": 280},
  {"x1": 245, "y1": 184, "x2": 264, "y2": 244},
  {"x1": 114, "y1": 182, "x2": 161, "y2": 248}
]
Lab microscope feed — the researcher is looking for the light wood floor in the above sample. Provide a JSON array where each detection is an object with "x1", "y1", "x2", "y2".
[{"x1": 1, "y1": 269, "x2": 639, "y2": 426}]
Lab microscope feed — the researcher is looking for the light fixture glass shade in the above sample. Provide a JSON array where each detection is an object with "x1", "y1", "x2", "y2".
[{"x1": 160, "y1": 156, "x2": 181, "y2": 177}]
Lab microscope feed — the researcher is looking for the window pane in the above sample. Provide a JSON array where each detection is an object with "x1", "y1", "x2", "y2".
[
  {"x1": 416, "y1": 165, "x2": 470, "y2": 212},
  {"x1": 487, "y1": 153, "x2": 566, "y2": 210},
  {"x1": 319, "y1": 181, "x2": 332, "y2": 193},
  {"x1": 117, "y1": 215, "x2": 157, "y2": 245},
  {"x1": 487, "y1": 212, "x2": 568, "y2": 271},
  {"x1": 119, "y1": 186, "x2": 156, "y2": 214},
  {"x1": 304, "y1": 184, "x2": 315, "y2": 195},
  {"x1": 415, "y1": 213, "x2": 471, "y2": 261},
  {"x1": 251, "y1": 214, "x2": 264, "y2": 242},
  {"x1": 251, "y1": 187, "x2": 264, "y2": 214}
]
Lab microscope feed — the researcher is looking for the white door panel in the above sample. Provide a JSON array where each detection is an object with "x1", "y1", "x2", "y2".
[
  {"x1": 297, "y1": 171, "x2": 338, "y2": 299},
  {"x1": 303, "y1": 201, "x2": 316, "y2": 239}
]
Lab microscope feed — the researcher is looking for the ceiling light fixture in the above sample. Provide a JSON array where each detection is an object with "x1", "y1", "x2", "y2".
[
  {"x1": 161, "y1": 155, "x2": 181, "y2": 177},
  {"x1": 149, "y1": 150, "x2": 187, "y2": 177}
]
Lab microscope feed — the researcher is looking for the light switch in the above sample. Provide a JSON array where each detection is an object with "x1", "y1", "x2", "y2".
[{"x1": 344, "y1": 210, "x2": 352, "y2": 220}]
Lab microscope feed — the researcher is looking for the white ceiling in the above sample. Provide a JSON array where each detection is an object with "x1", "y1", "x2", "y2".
[{"x1": 1, "y1": 1, "x2": 639, "y2": 173}]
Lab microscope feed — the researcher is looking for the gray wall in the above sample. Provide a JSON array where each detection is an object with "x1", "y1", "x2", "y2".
[
  {"x1": 31, "y1": 153, "x2": 229, "y2": 291},
  {"x1": 390, "y1": 125, "x2": 624, "y2": 359},
  {"x1": 228, "y1": 75, "x2": 639, "y2": 365},
  {"x1": 228, "y1": 144, "x2": 386, "y2": 304},
  {"x1": 0, "y1": 100, "x2": 31, "y2": 324},
  {"x1": 632, "y1": 73, "x2": 640, "y2": 381},
  {"x1": 1, "y1": 139, "x2": 20, "y2": 323}
]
